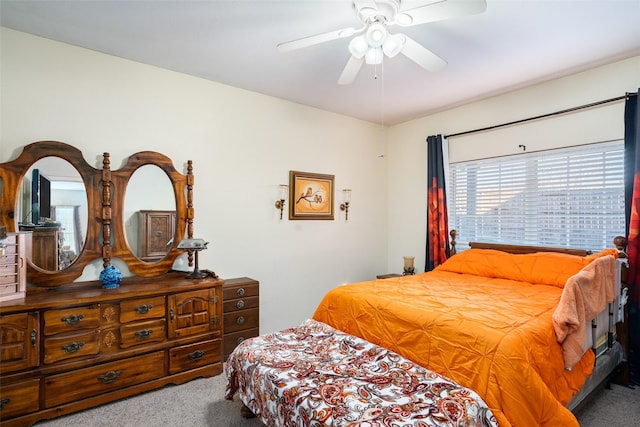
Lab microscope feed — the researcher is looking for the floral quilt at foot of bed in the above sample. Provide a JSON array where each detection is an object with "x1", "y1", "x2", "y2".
[{"x1": 225, "y1": 319, "x2": 498, "y2": 427}]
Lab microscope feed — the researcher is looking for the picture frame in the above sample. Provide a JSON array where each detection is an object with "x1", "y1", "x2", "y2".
[{"x1": 289, "y1": 170, "x2": 334, "y2": 220}]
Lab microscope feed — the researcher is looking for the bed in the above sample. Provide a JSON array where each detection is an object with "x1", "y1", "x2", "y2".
[{"x1": 312, "y1": 241, "x2": 627, "y2": 426}]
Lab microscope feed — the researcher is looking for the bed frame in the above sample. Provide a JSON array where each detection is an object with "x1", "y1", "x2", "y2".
[
  {"x1": 466, "y1": 235, "x2": 629, "y2": 412},
  {"x1": 231, "y1": 233, "x2": 629, "y2": 421}
]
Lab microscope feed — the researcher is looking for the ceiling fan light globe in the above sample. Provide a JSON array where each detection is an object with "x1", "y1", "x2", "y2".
[
  {"x1": 365, "y1": 47, "x2": 383, "y2": 65},
  {"x1": 348, "y1": 35, "x2": 368, "y2": 58},
  {"x1": 366, "y1": 23, "x2": 387, "y2": 48},
  {"x1": 382, "y1": 33, "x2": 405, "y2": 58}
]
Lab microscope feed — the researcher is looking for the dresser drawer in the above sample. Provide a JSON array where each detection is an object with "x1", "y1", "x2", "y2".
[
  {"x1": 120, "y1": 319, "x2": 166, "y2": 348},
  {"x1": 223, "y1": 282, "x2": 259, "y2": 300},
  {"x1": 43, "y1": 330, "x2": 101, "y2": 364},
  {"x1": 223, "y1": 295, "x2": 259, "y2": 313},
  {"x1": 169, "y1": 339, "x2": 221, "y2": 374},
  {"x1": 43, "y1": 305, "x2": 101, "y2": 335},
  {"x1": 44, "y1": 351, "x2": 166, "y2": 408},
  {"x1": 0, "y1": 232, "x2": 26, "y2": 302},
  {"x1": 120, "y1": 295, "x2": 166, "y2": 323},
  {"x1": 0, "y1": 378, "x2": 40, "y2": 420},
  {"x1": 0, "y1": 253, "x2": 19, "y2": 283},
  {"x1": 0, "y1": 233, "x2": 19, "y2": 254},
  {"x1": 223, "y1": 308, "x2": 259, "y2": 334},
  {"x1": 223, "y1": 328, "x2": 259, "y2": 357}
]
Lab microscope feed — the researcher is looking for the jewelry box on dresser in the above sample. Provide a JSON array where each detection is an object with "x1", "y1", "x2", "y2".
[{"x1": 0, "y1": 141, "x2": 244, "y2": 426}]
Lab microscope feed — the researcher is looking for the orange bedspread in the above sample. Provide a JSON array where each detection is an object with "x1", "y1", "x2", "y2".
[{"x1": 312, "y1": 249, "x2": 615, "y2": 426}]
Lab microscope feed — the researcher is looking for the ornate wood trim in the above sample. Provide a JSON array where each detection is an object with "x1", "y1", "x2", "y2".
[
  {"x1": 468, "y1": 241, "x2": 591, "y2": 256},
  {"x1": 102, "y1": 152, "x2": 112, "y2": 268},
  {"x1": 186, "y1": 160, "x2": 194, "y2": 267}
]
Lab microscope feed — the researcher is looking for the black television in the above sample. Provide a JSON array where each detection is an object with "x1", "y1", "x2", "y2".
[{"x1": 31, "y1": 168, "x2": 51, "y2": 225}]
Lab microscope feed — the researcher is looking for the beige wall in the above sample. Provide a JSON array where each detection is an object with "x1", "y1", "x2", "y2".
[
  {"x1": 386, "y1": 55, "x2": 640, "y2": 272},
  {"x1": 0, "y1": 28, "x2": 388, "y2": 334}
]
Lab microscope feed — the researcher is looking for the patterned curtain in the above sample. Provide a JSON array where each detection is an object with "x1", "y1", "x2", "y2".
[
  {"x1": 425, "y1": 134, "x2": 450, "y2": 271},
  {"x1": 624, "y1": 90, "x2": 639, "y2": 385}
]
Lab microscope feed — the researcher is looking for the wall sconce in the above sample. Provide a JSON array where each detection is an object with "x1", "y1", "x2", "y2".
[
  {"x1": 340, "y1": 189, "x2": 352, "y2": 220},
  {"x1": 177, "y1": 238, "x2": 209, "y2": 279},
  {"x1": 275, "y1": 184, "x2": 288, "y2": 220},
  {"x1": 403, "y1": 256, "x2": 415, "y2": 275}
]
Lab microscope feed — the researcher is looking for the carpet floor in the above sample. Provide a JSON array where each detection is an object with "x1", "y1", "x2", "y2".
[{"x1": 33, "y1": 374, "x2": 639, "y2": 426}]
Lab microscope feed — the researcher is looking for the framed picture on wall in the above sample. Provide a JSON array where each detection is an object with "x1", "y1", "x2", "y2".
[{"x1": 289, "y1": 171, "x2": 334, "y2": 220}]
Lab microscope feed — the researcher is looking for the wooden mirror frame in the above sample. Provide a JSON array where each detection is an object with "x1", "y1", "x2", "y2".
[
  {"x1": 0, "y1": 141, "x2": 102, "y2": 286},
  {"x1": 107, "y1": 151, "x2": 192, "y2": 277},
  {"x1": 0, "y1": 141, "x2": 194, "y2": 287}
]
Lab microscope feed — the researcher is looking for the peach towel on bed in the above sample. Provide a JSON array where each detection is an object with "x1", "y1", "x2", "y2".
[{"x1": 552, "y1": 255, "x2": 616, "y2": 369}]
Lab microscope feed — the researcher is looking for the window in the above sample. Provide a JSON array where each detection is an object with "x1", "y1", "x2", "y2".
[
  {"x1": 448, "y1": 141, "x2": 624, "y2": 251},
  {"x1": 52, "y1": 205, "x2": 80, "y2": 254}
]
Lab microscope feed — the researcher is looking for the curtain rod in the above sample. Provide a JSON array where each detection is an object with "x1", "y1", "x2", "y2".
[{"x1": 444, "y1": 92, "x2": 638, "y2": 139}]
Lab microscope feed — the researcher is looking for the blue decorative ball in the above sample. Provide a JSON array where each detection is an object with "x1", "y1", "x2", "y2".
[{"x1": 100, "y1": 264, "x2": 122, "y2": 289}]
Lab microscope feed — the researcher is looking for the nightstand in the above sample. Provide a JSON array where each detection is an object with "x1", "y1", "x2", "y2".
[{"x1": 222, "y1": 277, "x2": 259, "y2": 361}]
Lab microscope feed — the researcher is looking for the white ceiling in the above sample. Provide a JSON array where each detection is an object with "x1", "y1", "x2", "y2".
[{"x1": 1, "y1": 0, "x2": 639, "y2": 125}]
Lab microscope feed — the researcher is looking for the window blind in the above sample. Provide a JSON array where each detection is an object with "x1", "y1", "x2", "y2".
[{"x1": 448, "y1": 140, "x2": 624, "y2": 251}]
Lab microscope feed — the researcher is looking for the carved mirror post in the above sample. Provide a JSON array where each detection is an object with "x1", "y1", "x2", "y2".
[{"x1": 102, "y1": 152, "x2": 112, "y2": 268}]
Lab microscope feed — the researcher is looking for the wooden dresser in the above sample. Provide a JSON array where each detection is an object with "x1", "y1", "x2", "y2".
[
  {"x1": 0, "y1": 273, "x2": 223, "y2": 426},
  {"x1": 0, "y1": 142, "x2": 236, "y2": 426},
  {"x1": 222, "y1": 277, "x2": 259, "y2": 361}
]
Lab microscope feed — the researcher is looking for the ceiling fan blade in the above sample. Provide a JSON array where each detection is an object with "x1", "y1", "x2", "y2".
[
  {"x1": 277, "y1": 27, "x2": 361, "y2": 53},
  {"x1": 396, "y1": 0, "x2": 487, "y2": 27},
  {"x1": 338, "y1": 55, "x2": 365, "y2": 85},
  {"x1": 400, "y1": 35, "x2": 447, "y2": 72}
]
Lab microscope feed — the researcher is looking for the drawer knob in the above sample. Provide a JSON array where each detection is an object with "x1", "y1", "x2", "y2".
[
  {"x1": 236, "y1": 316, "x2": 245, "y2": 325},
  {"x1": 0, "y1": 397, "x2": 10, "y2": 410},
  {"x1": 134, "y1": 304, "x2": 153, "y2": 314},
  {"x1": 98, "y1": 370, "x2": 122, "y2": 384},
  {"x1": 236, "y1": 300, "x2": 245, "y2": 309},
  {"x1": 134, "y1": 329, "x2": 153, "y2": 339},
  {"x1": 236, "y1": 287, "x2": 245, "y2": 297},
  {"x1": 188, "y1": 350, "x2": 206, "y2": 362},
  {"x1": 62, "y1": 341, "x2": 85, "y2": 354},
  {"x1": 236, "y1": 337, "x2": 245, "y2": 345},
  {"x1": 61, "y1": 314, "x2": 84, "y2": 326}
]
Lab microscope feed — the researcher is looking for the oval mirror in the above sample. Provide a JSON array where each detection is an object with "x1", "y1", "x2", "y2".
[
  {"x1": 124, "y1": 164, "x2": 176, "y2": 263},
  {"x1": 17, "y1": 156, "x2": 88, "y2": 271}
]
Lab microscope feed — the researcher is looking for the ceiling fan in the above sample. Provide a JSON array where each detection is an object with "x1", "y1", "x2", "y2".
[{"x1": 277, "y1": 0, "x2": 487, "y2": 85}]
